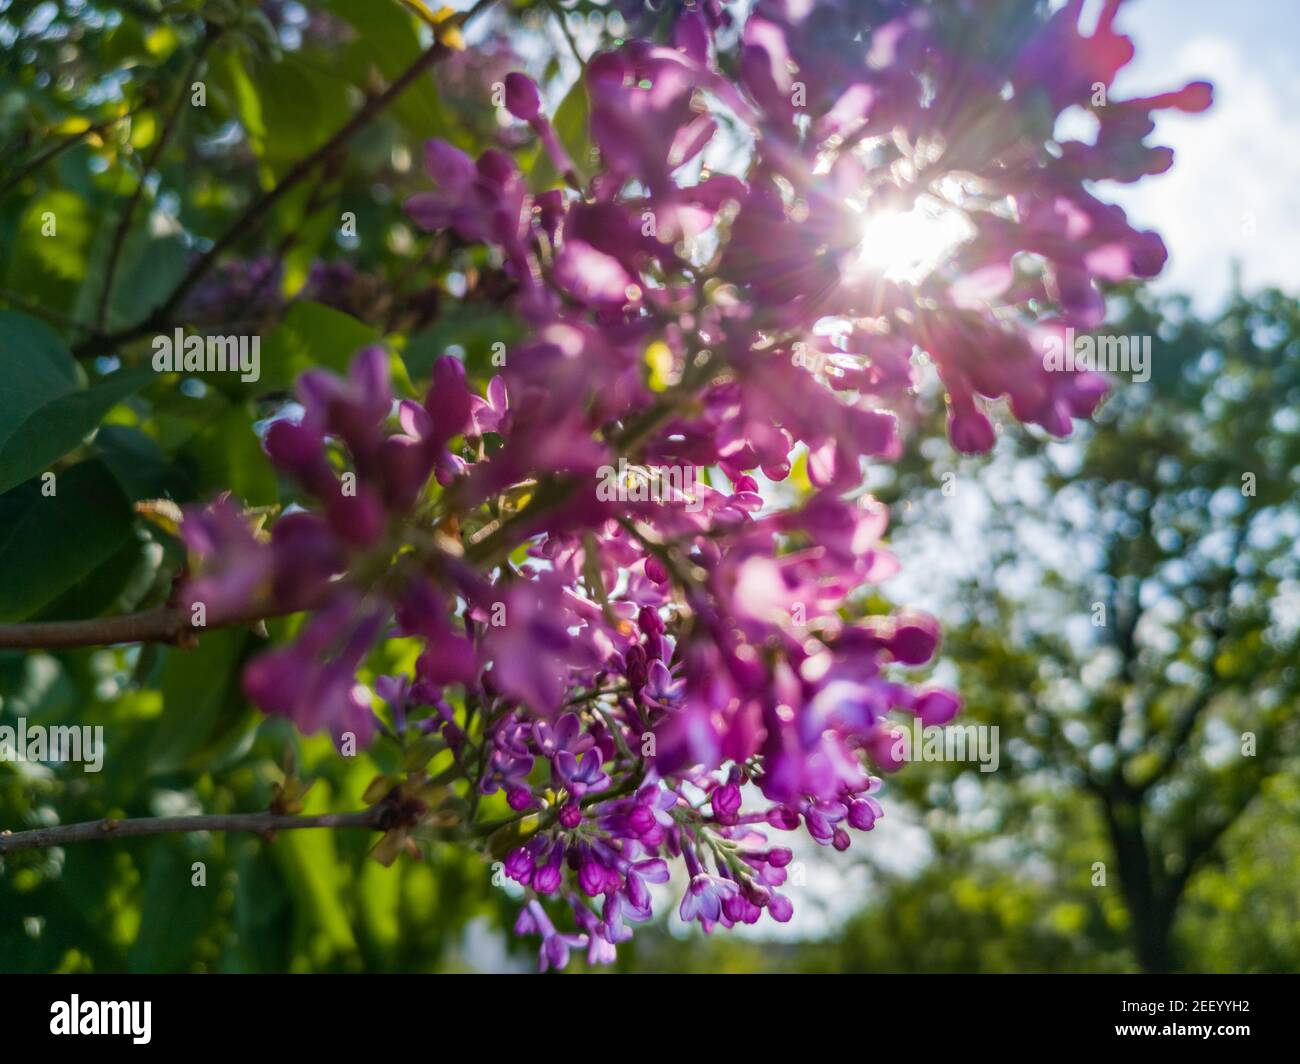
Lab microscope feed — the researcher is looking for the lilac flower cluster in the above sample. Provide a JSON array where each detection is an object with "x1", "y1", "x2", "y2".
[
  {"x1": 181, "y1": 258, "x2": 380, "y2": 325},
  {"x1": 180, "y1": 0, "x2": 1204, "y2": 968}
]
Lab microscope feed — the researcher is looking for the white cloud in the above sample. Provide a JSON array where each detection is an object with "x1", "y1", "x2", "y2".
[{"x1": 1110, "y1": 36, "x2": 1300, "y2": 310}]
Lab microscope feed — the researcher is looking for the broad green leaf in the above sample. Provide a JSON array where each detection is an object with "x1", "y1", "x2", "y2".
[
  {"x1": 0, "y1": 308, "x2": 78, "y2": 393},
  {"x1": 217, "y1": 52, "x2": 266, "y2": 155},
  {"x1": 0, "y1": 310, "x2": 149, "y2": 494},
  {"x1": 13, "y1": 189, "x2": 93, "y2": 282},
  {"x1": 128, "y1": 840, "x2": 220, "y2": 973},
  {"x1": 72, "y1": 228, "x2": 191, "y2": 334},
  {"x1": 281, "y1": 210, "x2": 337, "y2": 299},
  {"x1": 259, "y1": 300, "x2": 379, "y2": 390},
  {"x1": 102, "y1": 20, "x2": 150, "y2": 67},
  {"x1": 402, "y1": 303, "x2": 521, "y2": 380},
  {"x1": 252, "y1": 58, "x2": 351, "y2": 178},
  {"x1": 0, "y1": 459, "x2": 134, "y2": 622},
  {"x1": 32, "y1": 533, "x2": 149, "y2": 622},
  {"x1": 275, "y1": 823, "x2": 359, "y2": 965},
  {"x1": 94, "y1": 423, "x2": 192, "y2": 502},
  {"x1": 147, "y1": 627, "x2": 254, "y2": 775},
  {"x1": 0, "y1": 368, "x2": 149, "y2": 495},
  {"x1": 182, "y1": 400, "x2": 277, "y2": 506},
  {"x1": 114, "y1": 234, "x2": 191, "y2": 327},
  {"x1": 230, "y1": 843, "x2": 293, "y2": 973},
  {"x1": 328, "y1": 0, "x2": 449, "y2": 140},
  {"x1": 358, "y1": 856, "x2": 402, "y2": 955}
]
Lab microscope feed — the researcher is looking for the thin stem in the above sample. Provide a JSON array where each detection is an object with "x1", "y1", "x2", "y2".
[
  {"x1": 94, "y1": 30, "x2": 216, "y2": 333},
  {"x1": 545, "y1": 0, "x2": 586, "y2": 68},
  {"x1": 468, "y1": 772, "x2": 643, "y2": 839},
  {"x1": 616, "y1": 515, "x2": 701, "y2": 590},
  {"x1": 563, "y1": 683, "x2": 630, "y2": 707},
  {"x1": 0, "y1": 288, "x2": 93, "y2": 332},
  {"x1": 594, "y1": 703, "x2": 636, "y2": 763},
  {"x1": 0, "y1": 105, "x2": 144, "y2": 201},
  {"x1": 0, "y1": 809, "x2": 383, "y2": 856}
]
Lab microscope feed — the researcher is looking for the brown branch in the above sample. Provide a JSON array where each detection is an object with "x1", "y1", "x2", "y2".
[
  {"x1": 94, "y1": 30, "x2": 216, "y2": 333},
  {"x1": 1161, "y1": 775, "x2": 1264, "y2": 907},
  {"x1": 0, "y1": 779, "x2": 643, "y2": 855},
  {"x1": 0, "y1": 287, "x2": 93, "y2": 332},
  {"x1": 0, "y1": 595, "x2": 322, "y2": 650},
  {"x1": 0, "y1": 106, "x2": 144, "y2": 202},
  {"x1": 0, "y1": 809, "x2": 383, "y2": 856},
  {"x1": 0, "y1": 605, "x2": 190, "y2": 649},
  {"x1": 1132, "y1": 527, "x2": 1243, "y2": 792},
  {"x1": 0, "y1": 738, "x2": 644, "y2": 857}
]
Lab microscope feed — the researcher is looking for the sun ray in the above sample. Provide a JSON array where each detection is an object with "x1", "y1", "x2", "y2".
[{"x1": 846, "y1": 196, "x2": 975, "y2": 285}]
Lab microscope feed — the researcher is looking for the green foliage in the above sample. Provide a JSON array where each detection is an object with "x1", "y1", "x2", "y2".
[
  {"x1": 0, "y1": 311, "x2": 148, "y2": 494},
  {"x1": 0, "y1": 0, "x2": 555, "y2": 973},
  {"x1": 259, "y1": 301, "x2": 379, "y2": 390},
  {"x1": 0, "y1": 460, "x2": 135, "y2": 621}
]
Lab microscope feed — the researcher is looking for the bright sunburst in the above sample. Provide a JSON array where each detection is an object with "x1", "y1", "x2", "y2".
[{"x1": 846, "y1": 197, "x2": 975, "y2": 285}]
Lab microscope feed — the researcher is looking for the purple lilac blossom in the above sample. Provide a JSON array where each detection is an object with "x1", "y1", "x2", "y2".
[{"x1": 179, "y1": 0, "x2": 1207, "y2": 968}]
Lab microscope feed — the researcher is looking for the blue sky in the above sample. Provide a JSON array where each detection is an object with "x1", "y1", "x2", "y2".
[{"x1": 1108, "y1": 0, "x2": 1300, "y2": 310}]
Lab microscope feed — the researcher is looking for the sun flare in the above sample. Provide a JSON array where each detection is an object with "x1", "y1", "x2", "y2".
[{"x1": 847, "y1": 198, "x2": 975, "y2": 285}]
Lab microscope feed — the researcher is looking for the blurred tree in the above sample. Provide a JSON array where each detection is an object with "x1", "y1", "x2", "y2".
[{"x1": 870, "y1": 287, "x2": 1300, "y2": 972}]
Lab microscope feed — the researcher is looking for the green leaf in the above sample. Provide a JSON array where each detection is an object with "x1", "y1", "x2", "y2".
[
  {"x1": 0, "y1": 310, "x2": 149, "y2": 494},
  {"x1": 147, "y1": 627, "x2": 253, "y2": 775},
  {"x1": 280, "y1": 210, "x2": 337, "y2": 300},
  {"x1": 181, "y1": 400, "x2": 278, "y2": 506},
  {"x1": 275, "y1": 825, "x2": 359, "y2": 963},
  {"x1": 32, "y1": 533, "x2": 148, "y2": 622},
  {"x1": 401, "y1": 733, "x2": 447, "y2": 771},
  {"x1": 113, "y1": 233, "x2": 191, "y2": 328},
  {"x1": 0, "y1": 459, "x2": 134, "y2": 622},
  {"x1": 217, "y1": 52, "x2": 266, "y2": 155},
  {"x1": 230, "y1": 843, "x2": 293, "y2": 973},
  {"x1": 72, "y1": 227, "x2": 191, "y2": 332},
  {"x1": 94, "y1": 423, "x2": 191, "y2": 502},
  {"x1": 127, "y1": 840, "x2": 221, "y2": 973},
  {"x1": 0, "y1": 308, "x2": 78, "y2": 392},
  {"x1": 13, "y1": 189, "x2": 93, "y2": 282},
  {"x1": 328, "y1": 0, "x2": 448, "y2": 140},
  {"x1": 252, "y1": 59, "x2": 351, "y2": 178},
  {"x1": 487, "y1": 812, "x2": 543, "y2": 860},
  {"x1": 102, "y1": 20, "x2": 150, "y2": 68},
  {"x1": 402, "y1": 304, "x2": 521, "y2": 380},
  {"x1": 259, "y1": 300, "x2": 380, "y2": 390}
]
